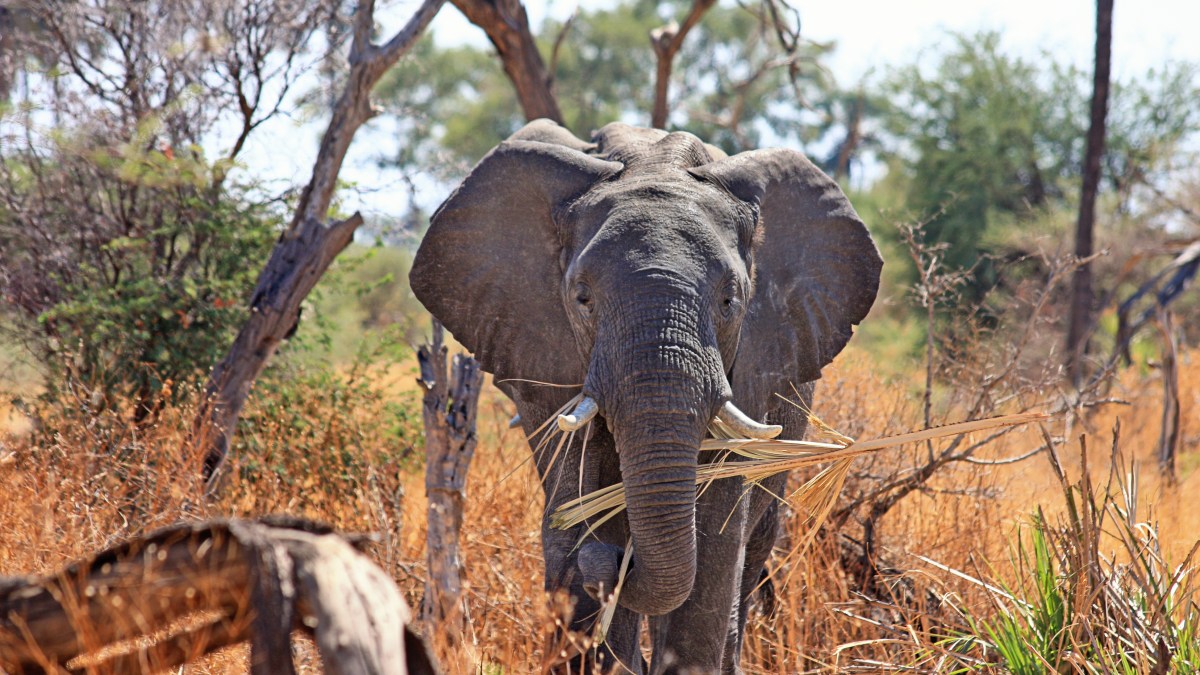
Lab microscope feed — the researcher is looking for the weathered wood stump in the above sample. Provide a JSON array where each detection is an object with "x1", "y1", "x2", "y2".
[
  {"x1": 417, "y1": 321, "x2": 483, "y2": 649},
  {"x1": 0, "y1": 517, "x2": 437, "y2": 674}
]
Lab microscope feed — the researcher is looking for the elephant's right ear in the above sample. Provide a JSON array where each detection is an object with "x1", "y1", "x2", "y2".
[{"x1": 410, "y1": 140, "x2": 624, "y2": 386}]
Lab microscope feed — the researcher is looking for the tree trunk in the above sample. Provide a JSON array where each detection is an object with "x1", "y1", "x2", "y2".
[
  {"x1": 451, "y1": 0, "x2": 563, "y2": 123},
  {"x1": 649, "y1": 0, "x2": 717, "y2": 129},
  {"x1": 0, "y1": 518, "x2": 438, "y2": 675},
  {"x1": 1066, "y1": 0, "x2": 1113, "y2": 386},
  {"x1": 833, "y1": 93, "x2": 864, "y2": 182},
  {"x1": 189, "y1": 0, "x2": 447, "y2": 485},
  {"x1": 419, "y1": 321, "x2": 483, "y2": 647},
  {"x1": 1154, "y1": 307, "x2": 1180, "y2": 481}
]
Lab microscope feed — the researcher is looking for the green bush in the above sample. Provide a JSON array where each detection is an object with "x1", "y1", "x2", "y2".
[
  {"x1": 1, "y1": 129, "x2": 280, "y2": 426},
  {"x1": 38, "y1": 196, "x2": 278, "y2": 421}
]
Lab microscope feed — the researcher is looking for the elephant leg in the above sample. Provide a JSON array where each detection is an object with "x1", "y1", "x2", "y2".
[
  {"x1": 523, "y1": 401, "x2": 604, "y2": 670},
  {"x1": 518, "y1": 400, "x2": 641, "y2": 673},
  {"x1": 648, "y1": 479, "x2": 749, "y2": 674},
  {"x1": 725, "y1": 388, "x2": 813, "y2": 670},
  {"x1": 597, "y1": 606, "x2": 644, "y2": 674},
  {"x1": 585, "y1": 451, "x2": 645, "y2": 674},
  {"x1": 550, "y1": 570, "x2": 643, "y2": 674},
  {"x1": 727, "y1": 486, "x2": 782, "y2": 671}
]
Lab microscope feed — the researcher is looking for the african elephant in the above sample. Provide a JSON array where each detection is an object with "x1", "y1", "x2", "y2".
[{"x1": 410, "y1": 119, "x2": 881, "y2": 673}]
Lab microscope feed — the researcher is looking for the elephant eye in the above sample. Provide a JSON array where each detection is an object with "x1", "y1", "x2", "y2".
[
  {"x1": 575, "y1": 282, "x2": 593, "y2": 313},
  {"x1": 720, "y1": 281, "x2": 741, "y2": 319},
  {"x1": 715, "y1": 293, "x2": 734, "y2": 317}
]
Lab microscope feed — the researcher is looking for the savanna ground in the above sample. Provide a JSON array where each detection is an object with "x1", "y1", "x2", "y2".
[{"x1": 2, "y1": 324, "x2": 1196, "y2": 672}]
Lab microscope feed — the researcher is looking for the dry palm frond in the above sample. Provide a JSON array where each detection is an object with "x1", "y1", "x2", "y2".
[
  {"x1": 593, "y1": 539, "x2": 632, "y2": 647},
  {"x1": 552, "y1": 411, "x2": 1049, "y2": 536}
]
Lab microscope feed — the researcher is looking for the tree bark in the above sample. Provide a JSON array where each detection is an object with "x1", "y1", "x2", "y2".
[
  {"x1": 649, "y1": 0, "x2": 716, "y2": 129},
  {"x1": 833, "y1": 92, "x2": 865, "y2": 182},
  {"x1": 451, "y1": 0, "x2": 563, "y2": 123},
  {"x1": 1154, "y1": 308, "x2": 1180, "y2": 481},
  {"x1": 0, "y1": 518, "x2": 437, "y2": 675},
  {"x1": 190, "y1": 0, "x2": 447, "y2": 485},
  {"x1": 418, "y1": 321, "x2": 483, "y2": 647},
  {"x1": 1066, "y1": 0, "x2": 1113, "y2": 386}
]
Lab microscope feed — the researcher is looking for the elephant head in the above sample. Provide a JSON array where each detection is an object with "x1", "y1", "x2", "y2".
[{"x1": 410, "y1": 120, "x2": 881, "y2": 616}]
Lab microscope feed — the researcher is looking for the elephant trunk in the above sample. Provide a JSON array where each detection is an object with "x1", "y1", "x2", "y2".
[
  {"x1": 579, "y1": 283, "x2": 727, "y2": 616},
  {"x1": 607, "y1": 397, "x2": 702, "y2": 615}
]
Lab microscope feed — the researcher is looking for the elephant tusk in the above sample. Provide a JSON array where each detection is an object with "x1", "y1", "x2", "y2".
[
  {"x1": 715, "y1": 401, "x2": 782, "y2": 439},
  {"x1": 557, "y1": 396, "x2": 599, "y2": 432}
]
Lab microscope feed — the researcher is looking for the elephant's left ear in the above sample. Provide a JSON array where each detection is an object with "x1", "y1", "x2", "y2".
[{"x1": 690, "y1": 149, "x2": 882, "y2": 393}]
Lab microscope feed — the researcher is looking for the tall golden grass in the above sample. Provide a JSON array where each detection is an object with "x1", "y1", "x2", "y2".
[{"x1": 1, "y1": 346, "x2": 1196, "y2": 672}]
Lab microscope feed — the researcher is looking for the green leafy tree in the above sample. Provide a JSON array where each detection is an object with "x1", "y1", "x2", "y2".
[
  {"x1": 1104, "y1": 60, "x2": 1200, "y2": 201},
  {"x1": 879, "y1": 32, "x2": 1087, "y2": 274},
  {"x1": 545, "y1": 0, "x2": 658, "y2": 134},
  {"x1": 377, "y1": 37, "x2": 520, "y2": 178},
  {"x1": 376, "y1": 0, "x2": 834, "y2": 174},
  {"x1": 0, "y1": 0, "x2": 338, "y2": 423},
  {"x1": 1, "y1": 131, "x2": 281, "y2": 423},
  {"x1": 877, "y1": 31, "x2": 1200, "y2": 283}
]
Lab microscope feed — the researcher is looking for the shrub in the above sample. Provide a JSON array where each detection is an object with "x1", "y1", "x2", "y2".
[{"x1": 1, "y1": 131, "x2": 280, "y2": 426}]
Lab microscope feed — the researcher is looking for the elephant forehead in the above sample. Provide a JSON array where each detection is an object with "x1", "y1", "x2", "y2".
[
  {"x1": 578, "y1": 210, "x2": 736, "y2": 276},
  {"x1": 581, "y1": 176, "x2": 738, "y2": 224},
  {"x1": 566, "y1": 179, "x2": 750, "y2": 275},
  {"x1": 592, "y1": 123, "x2": 725, "y2": 171}
]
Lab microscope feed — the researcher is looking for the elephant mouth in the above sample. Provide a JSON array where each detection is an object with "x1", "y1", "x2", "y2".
[{"x1": 557, "y1": 395, "x2": 781, "y2": 439}]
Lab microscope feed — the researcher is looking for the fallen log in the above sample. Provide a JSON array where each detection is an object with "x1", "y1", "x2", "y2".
[{"x1": 0, "y1": 517, "x2": 437, "y2": 675}]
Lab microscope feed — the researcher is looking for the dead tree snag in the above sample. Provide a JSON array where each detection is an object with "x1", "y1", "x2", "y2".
[{"x1": 418, "y1": 321, "x2": 483, "y2": 647}]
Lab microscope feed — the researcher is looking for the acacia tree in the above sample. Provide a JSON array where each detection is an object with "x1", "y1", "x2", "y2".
[
  {"x1": 875, "y1": 29, "x2": 1198, "y2": 297},
  {"x1": 1066, "y1": 0, "x2": 1113, "y2": 385},
  {"x1": 375, "y1": 0, "x2": 825, "y2": 188}
]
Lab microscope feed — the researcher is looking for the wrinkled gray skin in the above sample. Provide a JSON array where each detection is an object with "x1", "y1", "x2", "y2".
[{"x1": 411, "y1": 120, "x2": 882, "y2": 673}]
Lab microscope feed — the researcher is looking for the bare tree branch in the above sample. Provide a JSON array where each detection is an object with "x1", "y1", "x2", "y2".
[
  {"x1": 687, "y1": 52, "x2": 796, "y2": 147},
  {"x1": 192, "y1": 0, "x2": 448, "y2": 484},
  {"x1": 649, "y1": 0, "x2": 716, "y2": 129},
  {"x1": 548, "y1": 7, "x2": 579, "y2": 88},
  {"x1": 451, "y1": 0, "x2": 563, "y2": 123}
]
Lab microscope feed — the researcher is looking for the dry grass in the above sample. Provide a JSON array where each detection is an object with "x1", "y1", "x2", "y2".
[{"x1": 1, "y1": 346, "x2": 1197, "y2": 672}]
